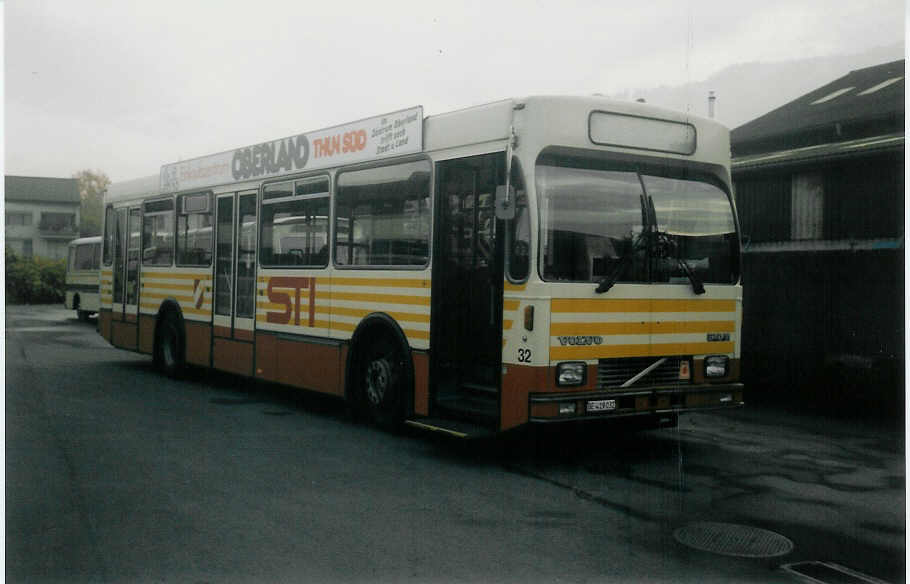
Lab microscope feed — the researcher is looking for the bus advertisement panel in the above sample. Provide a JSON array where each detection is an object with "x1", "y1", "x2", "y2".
[{"x1": 160, "y1": 106, "x2": 423, "y2": 194}]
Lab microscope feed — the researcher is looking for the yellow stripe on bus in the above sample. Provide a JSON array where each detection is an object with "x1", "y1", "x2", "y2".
[
  {"x1": 254, "y1": 303, "x2": 429, "y2": 322},
  {"x1": 331, "y1": 277, "x2": 430, "y2": 289},
  {"x1": 254, "y1": 316, "x2": 332, "y2": 328},
  {"x1": 142, "y1": 273, "x2": 210, "y2": 281},
  {"x1": 254, "y1": 276, "x2": 429, "y2": 289},
  {"x1": 138, "y1": 301, "x2": 210, "y2": 313},
  {"x1": 143, "y1": 283, "x2": 197, "y2": 292},
  {"x1": 142, "y1": 291, "x2": 201, "y2": 302},
  {"x1": 329, "y1": 320, "x2": 429, "y2": 340},
  {"x1": 551, "y1": 298, "x2": 737, "y2": 314},
  {"x1": 503, "y1": 299, "x2": 520, "y2": 311},
  {"x1": 503, "y1": 281, "x2": 527, "y2": 292},
  {"x1": 331, "y1": 306, "x2": 430, "y2": 323},
  {"x1": 550, "y1": 341, "x2": 736, "y2": 360},
  {"x1": 550, "y1": 320, "x2": 736, "y2": 336},
  {"x1": 256, "y1": 287, "x2": 331, "y2": 301},
  {"x1": 257, "y1": 301, "x2": 322, "y2": 311},
  {"x1": 330, "y1": 291, "x2": 430, "y2": 306},
  {"x1": 257, "y1": 276, "x2": 322, "y2": 283}
]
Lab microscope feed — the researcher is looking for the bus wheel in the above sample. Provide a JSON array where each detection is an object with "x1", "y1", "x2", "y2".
[
  {"x1": 358, "y1": 333, "x2": 405, "y2": 429},
  {"x1": 73, "y1": 295, "x2": 87, "y2": 321},
  {"x1": 154, "y1": 316, "x2": 184, "y2": 378}
]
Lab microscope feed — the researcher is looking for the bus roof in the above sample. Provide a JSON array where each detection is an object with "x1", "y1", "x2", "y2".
[
  {"x1": 105, "y1": 174, "x2": 159, "y2": 205},
  {"x1": 68, "y1": 236, "x2": 102, "y2": 246},
  {"x1": 105, "y1": 95, "x2": 729, "y2": 202}
]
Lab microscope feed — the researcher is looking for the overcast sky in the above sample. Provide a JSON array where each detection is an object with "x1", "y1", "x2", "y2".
[{"x1": 4, "y1": 0, "x2": 906, "y2": 182}]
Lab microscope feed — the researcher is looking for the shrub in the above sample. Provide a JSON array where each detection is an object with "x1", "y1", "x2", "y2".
[{"x1": 5, "y1": 248, "x2": 66, "y2": 304}]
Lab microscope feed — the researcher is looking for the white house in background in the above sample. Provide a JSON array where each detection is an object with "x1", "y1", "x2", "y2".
[{"x1": 5, "y1": 175, "x2": 81, "y2": 260}]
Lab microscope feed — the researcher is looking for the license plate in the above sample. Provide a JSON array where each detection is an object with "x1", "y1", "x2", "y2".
[{"x1": 586, "y1": 399, "x2": 617, "y2": 412}]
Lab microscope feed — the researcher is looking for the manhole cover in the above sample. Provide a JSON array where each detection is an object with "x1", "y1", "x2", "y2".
[{"x1": 674, "y1": 522, "x2": 794, "y2": 558}]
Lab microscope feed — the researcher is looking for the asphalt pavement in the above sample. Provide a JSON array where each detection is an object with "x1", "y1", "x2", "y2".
[{"x1": 5, "y1": 304, "x2": 906, "y2": 583}]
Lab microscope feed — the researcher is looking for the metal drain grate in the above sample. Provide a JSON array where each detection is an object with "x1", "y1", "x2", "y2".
[
  {"x1": 782, "y1": 561, "x2": 890, "y2": 584},
  {"x1": 673, "y1": 522, "x2": 794, "y2": 558}
]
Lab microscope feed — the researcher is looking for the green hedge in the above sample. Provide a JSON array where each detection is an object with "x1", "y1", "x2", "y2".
[{"x1": 5, "y1": 248, "x2": 66, "y2": 304}]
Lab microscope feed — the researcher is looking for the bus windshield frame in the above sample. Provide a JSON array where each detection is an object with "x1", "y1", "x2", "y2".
[{"x1": 536, "y1": 150, "x2": 740, "y2": 286}]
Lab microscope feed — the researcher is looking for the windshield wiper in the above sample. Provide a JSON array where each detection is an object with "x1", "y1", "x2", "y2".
[
  {"x1": 595, "y1": 233, "x2": 645, "y2": 294},
  {"x1": 654, "y1": 231, "x2": 705, "y2": 295},
  {"x1": 676, "y1": 255, "x2": 705, "y2": 294},
  {"x1": 594, "y1": 257, "x2": 627, "y2": 294}
]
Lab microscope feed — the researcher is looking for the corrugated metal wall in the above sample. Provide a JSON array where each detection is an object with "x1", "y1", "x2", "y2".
[
  {"x1": 735, "y1": 151, "x2": 904, "y2": 243},
  {"x1": 733, "y1": 151, "x2": 904, "y2": 415},
  {"x1": 824, "y1": 154, "x2": 904, "y2": 239},
  {"x1": 734, "y1": 175, "x2": 790, "y2": 243},
  {"x1": 741, "y1": 249, "x2": 904, "y2": 413}
]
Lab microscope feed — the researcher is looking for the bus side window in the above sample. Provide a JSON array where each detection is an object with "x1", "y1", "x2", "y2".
[
  {"x1": 176, "y1": 193, "x2": 213, "y2": 267},
  {"x1": 102, "y1": 205, "x2": 114, "y2": 266},
  {"x1": 260, "y1": 178, "x2": 329, "y2": 268},
  {"x1": 75, "y1": 242, "x2": 95, "y2": 270},
  {"x1": 143, "y1": 199, "x2": 174, "y2": 266},
  {"x1": 334, "y1": 159, "x2": 431, "y2": 267}
]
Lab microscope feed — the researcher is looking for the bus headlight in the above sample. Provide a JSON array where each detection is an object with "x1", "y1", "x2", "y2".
[
  {"x1": 556, "y1": 362, "x2": 586, "y2": 386},
  {"x1": 705, "y1": 355, "x2": 729, "y2": 378}
]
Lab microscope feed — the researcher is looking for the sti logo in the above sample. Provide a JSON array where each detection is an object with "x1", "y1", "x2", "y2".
[{"x1": 267, "y1": 277, "x2": 316, "y2": 326}]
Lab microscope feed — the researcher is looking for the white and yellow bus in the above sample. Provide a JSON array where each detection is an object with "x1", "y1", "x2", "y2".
[
  {"x1": 99, "y1": 97, "x2": 743, "y2": 436},
  {"x1": 65, "y1": 235, "x2": 101, "y2": 321}
]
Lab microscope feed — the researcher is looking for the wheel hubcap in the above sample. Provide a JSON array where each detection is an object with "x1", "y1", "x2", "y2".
[
  {"x1": 162, "y1": 334, "x2": 175, "y2": 367},
  {"x1": 365, "y1": 358, "x2": 392, "y2": 405}
]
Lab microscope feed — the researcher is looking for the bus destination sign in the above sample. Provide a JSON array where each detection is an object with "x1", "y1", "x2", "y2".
[{"x1": 159, "y1": 106, "x2": 424, "y2": 193}]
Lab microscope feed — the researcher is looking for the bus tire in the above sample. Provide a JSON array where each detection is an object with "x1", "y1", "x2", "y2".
[
  {"x1": 73, "y1": 295, "x2": 88, "y2": 321},
  {"x1": 356, "y1": 330, "x2": 407, "y2": 429},
  {"x1": 154, "y1": 314, "x2": 184, "y2": 378}
]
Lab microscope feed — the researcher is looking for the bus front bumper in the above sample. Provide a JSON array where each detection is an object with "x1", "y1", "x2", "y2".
[{"x1": 528, "y1": 383, "x2": 744, "y2": 423}]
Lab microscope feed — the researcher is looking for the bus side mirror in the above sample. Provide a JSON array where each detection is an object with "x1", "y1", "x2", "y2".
[{"x1": 495, "y1": 185, "x2": 515, "y2": 220}]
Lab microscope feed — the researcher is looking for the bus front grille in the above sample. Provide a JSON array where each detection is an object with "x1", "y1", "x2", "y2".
[{"x1": 597, "y1": 357, "x2": 687, "y2": 389}]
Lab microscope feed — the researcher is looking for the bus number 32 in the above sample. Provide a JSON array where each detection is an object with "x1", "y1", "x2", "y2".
[{"x1": 517, "y1": 348, "x2": 532, "y2": 363}]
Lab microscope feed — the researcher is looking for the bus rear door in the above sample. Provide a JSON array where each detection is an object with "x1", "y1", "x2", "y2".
[
  {"x1": 212, "y1": 191, "x2": 257, "y2": 376},
  {"x1": 111, "y1": 205, "x2": 141, "y2": 349}
]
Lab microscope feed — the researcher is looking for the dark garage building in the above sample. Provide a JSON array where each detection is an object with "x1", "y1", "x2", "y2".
[{"x1": 731, "y1": 59, "x2": 904, "y2": 414}]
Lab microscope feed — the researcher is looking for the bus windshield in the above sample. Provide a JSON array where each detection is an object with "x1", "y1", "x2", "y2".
[{"x1": 537, "y1": 156, "x2": 739, "y2": 285}]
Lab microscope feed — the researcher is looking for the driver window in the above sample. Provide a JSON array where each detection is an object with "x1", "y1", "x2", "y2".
[{"x1": 507, "y1": 159, "x2": 530, "y2": 281}]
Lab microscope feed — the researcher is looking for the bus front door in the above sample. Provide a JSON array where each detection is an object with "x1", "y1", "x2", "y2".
[
  {"x1": 110, "y1": 206, "x2": 141, "y2": 350},
  {"x1": 212, "y1": 191, "x2": 257, "y2": 376},
  {"x1": 430, "y1": 153, "x2": 505, "y2": 427},
  {"x1": 124, "y1": 207, "x2": 141, "y2": 328}
]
